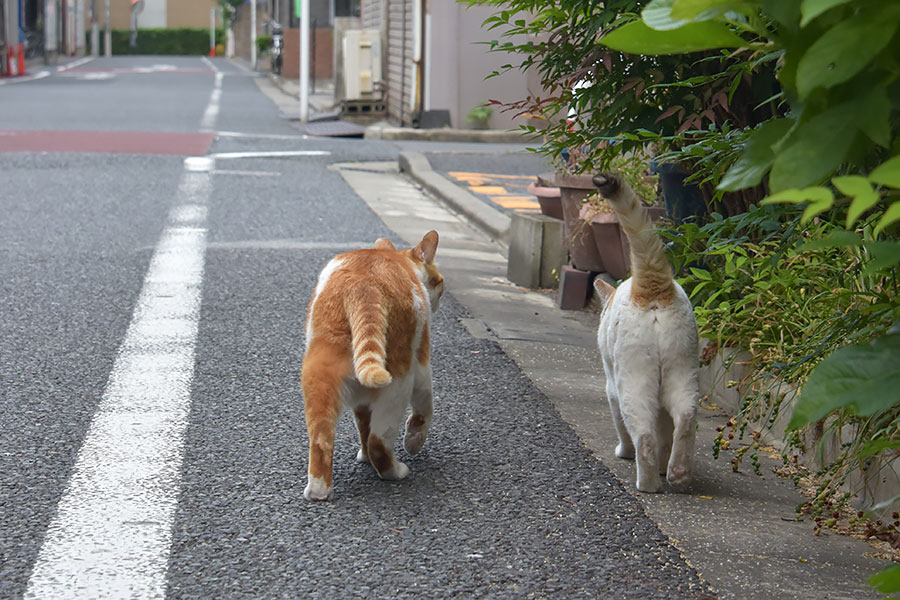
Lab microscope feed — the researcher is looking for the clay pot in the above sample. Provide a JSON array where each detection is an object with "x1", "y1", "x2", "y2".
[
  {"x1": 553, "y1": 173, "x2": 604, "y2": 272},
  {"x1": 584, "y1": 205, "x2": 667, "y2": 280},
  {"x1": 526, "y1": 180, "x2": 563, "y2": 220}
]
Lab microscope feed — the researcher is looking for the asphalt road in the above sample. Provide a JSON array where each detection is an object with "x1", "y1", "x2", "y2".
[{"x1": 0, "y1": 56, "x2": 706, "y2": 598}]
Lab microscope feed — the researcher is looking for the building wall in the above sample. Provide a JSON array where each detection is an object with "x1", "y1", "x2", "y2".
[
  {"x1": 427, "y1": 3, "x2": 536, "y2": 130},
  {"x1": 384, "y1": 0, "x2": 413, "y2": 125},
  {"x1": 280, "y1": 26, "x2": 332, "y2": 79},
  {"x1": 104, "y1": 0, "x2": 213, "y2": 29},
  {"x1": 167, "y1": 0, "x2": 217, "y2": 29}
]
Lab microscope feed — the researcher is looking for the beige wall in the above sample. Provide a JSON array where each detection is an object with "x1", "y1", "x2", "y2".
[
  {"x1": 167, "y1": 0, "x2": 217, "y2": 28},
  {"x1": 98, "y1": 0, "x2": 216, "y2": 30},
  {"x1": 427, "y1": 3, "x2": 538, "y2": 130}
]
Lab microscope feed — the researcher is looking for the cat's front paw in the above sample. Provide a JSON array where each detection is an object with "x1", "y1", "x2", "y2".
[
  {"x1": 356, "y1": 449, "x2": 369, "y2": 463},
  {"x1": 615, "y1": 443, "x2": 635, "y2": 459},
  {"x1": 303, "y1": 476, "x2": 334, "y2": 501},
  {"x1": 404, "y1": 431, "x2": 427, "y2": 455}
]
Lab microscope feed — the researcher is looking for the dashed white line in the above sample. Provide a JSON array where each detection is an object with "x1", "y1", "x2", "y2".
[
  {"x1": 24, "y1": 156, "x2": 214, "y2": 599},
  {"x1": 200, "y1": 70, "x2": 223, "y2": 132}
]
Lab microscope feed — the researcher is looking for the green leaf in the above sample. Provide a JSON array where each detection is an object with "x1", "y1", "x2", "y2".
[
  {"x1": 864, "y1": 241, "x2": 900, "y2": 273},
  {"x1": 768, "y1": 103, "x2": 857, "y2": 192},
  {"x1": 795, "y1": 7, "x2": 900, "y2": 99},
  {"x1": 670, "y1": 0, "x2": 754, "y2": 20},
  {"x1": 869, "y1": 155, "x2": 900, "y2": 189},
  {"x1": 856, "y1": 86, "x2": 892, "y2": 149},
  {"x1": 762, "y1": 187, "x2": 834, "y2": 224},
  {"x1": 600, "y1": 20, "x2": 746, "y2": 55},
  {"x1": 833, "y1": 176, "x2": 880, "y2": 228},
  {"x1": 858, "y1": 439, "x2": 900, "y2": 458},
  {"x1": 644, "y1": 0, "x2": 689, "y2": 31},
  {"x1": 788, "y1": 331, "x2": 900, "y2": 430},
  {"x1": 718, "y1": 119, "x2": 792, "y2": 191},
  {"x1": 798, "y1": 230, "x2": 861, "y2": 252},
  {"x1": 800, "y1": 0, "x2": 852, "y2": 27},
  {"x1": 762, "y1": 186, "x2": 833, "y2": 205},
  {"x1": 869, "y1": 563, "x2": 900, "y2": 594},
  {"x1": 690, "y1": 267, "x2": 712, "y2": 280},
  {"x1": 874, "y1": 202, "x2": 900, "y2": 237}
]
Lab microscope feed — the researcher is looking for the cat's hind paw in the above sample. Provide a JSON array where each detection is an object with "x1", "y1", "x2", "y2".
[
  {"x1": 356, "y1": 449, "x2": 369, "y2": 463},
  {"x1": 379, "y1": 460, "x2": 410, "y2": 481},
  {"x1": 667, "y1": 464, "x2": 693, "y2": 488},
  {"x1": 404, "y1": 431, "x2": 427, "y2": 455}
]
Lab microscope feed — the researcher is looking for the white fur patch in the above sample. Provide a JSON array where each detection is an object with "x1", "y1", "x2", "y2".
[
  {"x1": 306, "y1": 258, "x2": 345, "y2": 346},
  {"x1": 304, "y1": 476, "x2": 333, "y2": 501}
]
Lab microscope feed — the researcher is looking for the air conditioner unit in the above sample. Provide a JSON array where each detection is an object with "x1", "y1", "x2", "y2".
[{"x1": 343, "y1": 29, "x2": 381, "y2": 101}]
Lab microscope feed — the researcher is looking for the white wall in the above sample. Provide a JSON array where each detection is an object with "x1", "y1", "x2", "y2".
[
  {"x1": 427, "y1": 2, "x2": 537, "y2": 130},
  {"x1": 142, "y1": 0, "x2": 167, "y2": 28}
]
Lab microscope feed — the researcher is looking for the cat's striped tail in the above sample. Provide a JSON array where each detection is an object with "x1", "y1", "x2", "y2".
[
  {"x1": 347, "y1": 291, "x2": 393, "y2": 388},
  {"x1": 592, "y1": 173, "x2": 675, "y2": 304}
]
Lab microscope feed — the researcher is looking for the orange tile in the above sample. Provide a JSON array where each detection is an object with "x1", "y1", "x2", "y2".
[{"x1": 471, "y1": 186, "x2": 509, "y2": 195}]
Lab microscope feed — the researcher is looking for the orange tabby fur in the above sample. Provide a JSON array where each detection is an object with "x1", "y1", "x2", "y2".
[{"x1": 301, "y1": 232, "x2": 443, "y2": 500}]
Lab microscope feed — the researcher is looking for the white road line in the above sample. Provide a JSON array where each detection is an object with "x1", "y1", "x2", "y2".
[
  {"x1": 200, "y1": 56, "x2": 219, "y2": 73},
  {"x1": 57, "y1": 57, "x2": 96, "y2": 72},
  {"x1": 215, "y1": 130, "x2": 306, "y2": 140},
  {"x1": 210, "y1": 150, "x2": 331, "y2": 159},
  {"x1": 213, "y1": 169, "x2": 281, "y2": 177},
  {"x1": 24, "y1": 156, "x2": 214, "y2": 599},
  {"x1": 200, "y1": 71, "x2": 223, "y2": 132},
  {"x1": 0, "y1": 70, "x2": 51, "y2": 85}
]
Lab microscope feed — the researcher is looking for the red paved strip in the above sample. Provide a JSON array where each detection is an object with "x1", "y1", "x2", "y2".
[
  {"x1": 62, "y1": 67, "x2": 212, "y2": 74},
  {"x1": 0, "y1": 131, "x2": 216, "y2": 155}
]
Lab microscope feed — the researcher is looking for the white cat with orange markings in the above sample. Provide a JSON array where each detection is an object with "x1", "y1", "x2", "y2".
[
  {"x1": 301, "y1": 232, "x2": 444, "y2": 501},
  {"x1": 591, "y1": 174, "x2": 699, "y2": 493}
]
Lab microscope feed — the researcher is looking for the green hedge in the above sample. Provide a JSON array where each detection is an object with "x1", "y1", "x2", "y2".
[{"x1": 93, "y1": 28, "x2": 225, "y2": 55}]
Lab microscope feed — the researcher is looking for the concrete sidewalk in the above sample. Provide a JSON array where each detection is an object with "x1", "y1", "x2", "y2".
[
  {"x1": 394, "y1": 153, "x2": 887, "y2": 600},
  {"x1": 257, "y1": 69, "x2": 888, "y2": 599}
]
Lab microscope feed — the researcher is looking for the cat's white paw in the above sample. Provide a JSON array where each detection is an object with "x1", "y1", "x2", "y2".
[
  {"x1": 636, "y1": 477, "x2": 662, "y2": 493},
  {"x1": 356, "y1": 449, "x2": 369, "y2": 463},
  {"x1": 379, "y1": 460, "x2": 410, "y2": 481},
  {"x1": 667, "y1": 464, "x2": 693, "y2": 487},
  {"x1": 615, "y1": 443, "x2": 635, "y2": 459},
  {"x1": 404, "y1": 431, "x2": 426, "y2": 455},
  {"x1": 303, "y1": 476, "x2": 333, "y2": 501}
]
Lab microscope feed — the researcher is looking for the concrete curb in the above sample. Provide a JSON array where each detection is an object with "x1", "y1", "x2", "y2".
[
  {"x1": 367, "y1": 124, "x2": 530, "y2": 144},
  {"x1": 398, "y1": 151, "x2": 511, "y2": 247}
]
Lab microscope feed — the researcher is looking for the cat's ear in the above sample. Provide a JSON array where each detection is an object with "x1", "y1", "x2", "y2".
[
  {"x1": 374, "y1": 238, "x2": 396, "y2": 251},
  {"x1": 593, "y1": 277, "x2": 616, "y2": 309},
  {"x1": 414, "y1": 231, "x2": 439, "y2": 264}
]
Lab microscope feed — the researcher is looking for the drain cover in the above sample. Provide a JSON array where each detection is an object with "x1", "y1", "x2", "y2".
[{"x1": 296, "y1": 120, "x2": 368, "y2": 137}]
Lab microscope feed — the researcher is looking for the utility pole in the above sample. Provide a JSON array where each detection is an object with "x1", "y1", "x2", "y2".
[
  {"x1": 104, "y1": 0, "x2": 111, "y2": 57},
  {"x1": 299, "y1": 0, "x2": 309, "y2": 122},
  {"x1": 250, "y1": 0, "x2": 256, "y2": 70},
  {"x1": 90, "y1": 0, "x2": 98, "y2": 56}
]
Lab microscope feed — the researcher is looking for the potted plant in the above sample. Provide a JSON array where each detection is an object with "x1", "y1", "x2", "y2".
[
  {"x1": 466, "y1": 103, "x2": 493, "y2": 130},
  {"x1": 579, "y1": 191, "x2": 666, "y2": 280}
]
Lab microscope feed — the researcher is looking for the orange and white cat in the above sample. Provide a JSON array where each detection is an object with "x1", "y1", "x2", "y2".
[
  {"x1": 301, "y1": 232, "x2": 444, "y2": 501},
  {"x1": 591, "y1": 174, "x2": 699, "y2": 493}
]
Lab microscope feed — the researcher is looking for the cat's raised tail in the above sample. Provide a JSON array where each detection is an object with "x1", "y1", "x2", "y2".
[{"x1": 592, "y1": 173, "x2": 675, "y2": 306}]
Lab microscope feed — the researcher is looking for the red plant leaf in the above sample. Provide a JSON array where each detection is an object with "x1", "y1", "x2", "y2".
[{"x1": 655, "y1": 105, "x2": 683, "y2": 124}]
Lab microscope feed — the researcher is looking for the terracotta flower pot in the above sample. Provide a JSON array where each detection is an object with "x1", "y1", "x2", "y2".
[
  {"x1": 553, "y1": 173, "x2": 605, "y2": 272},
  {"x1": 526, "y1": 181, "x2": 563, "y2": 220}
]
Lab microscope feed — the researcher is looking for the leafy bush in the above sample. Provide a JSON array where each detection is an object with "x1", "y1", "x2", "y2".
[{"x1": 96, "y1": 28, "x2": 225, "y2": 56}]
